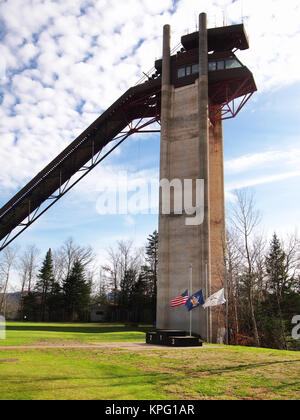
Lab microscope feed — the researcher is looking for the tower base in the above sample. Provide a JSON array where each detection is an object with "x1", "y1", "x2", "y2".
[{"x1": 146, "y1": 330, "x2": 203, "y2": 347}]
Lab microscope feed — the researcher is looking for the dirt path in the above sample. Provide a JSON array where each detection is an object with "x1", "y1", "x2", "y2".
[{"x1": 0, "y1": 342, "x2": 220, "y2": 351}]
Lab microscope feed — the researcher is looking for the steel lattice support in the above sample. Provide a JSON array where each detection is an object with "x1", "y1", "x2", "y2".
[
  {"x1": 209, "y1": 76, "x2": 255, "y2": 124},
  {"x1": 0, "y1": 97, "x2": 161, "y2": 252}
]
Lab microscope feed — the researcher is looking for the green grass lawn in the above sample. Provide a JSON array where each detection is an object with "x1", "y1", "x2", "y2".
[
  {"x1": 0, "y1": 322, "x2": 151, "y2": 346},
  {"x1": 0, "y1": 322, "x2": 299, "y2": 400}
]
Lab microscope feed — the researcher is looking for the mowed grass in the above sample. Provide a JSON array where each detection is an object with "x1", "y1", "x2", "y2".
[
  {"x1": 1, "y1": 322, "x2": 151, "y2": 346},
  {"x1": 0, "y1": 322, "x2": 299, "y2": 400}
]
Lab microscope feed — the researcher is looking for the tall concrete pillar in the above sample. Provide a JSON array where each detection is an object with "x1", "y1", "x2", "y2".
[
  {"x1": 157, "y1": 25, "x2": 171, "y2": 329},
  {"x1": 209, "y1": 116, "x2": 226, "y2": 343},
  {"x1": 198, "y1": 12, "x2": 211, "y2": 342}
]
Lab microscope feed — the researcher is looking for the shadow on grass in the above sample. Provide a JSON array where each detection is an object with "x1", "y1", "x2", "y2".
[
  {"x1": 201, "y1": 359, "x2": 300, "y2": 376},
  {"x1": 6, "y1": 325, "x2": 152, "y2": 335},
  {"x1": 2, "y1": 371, "x2": 172, "y2": 385},
  {"x1": 1, "y1": 371, "x2": 178, "y2": 399}
]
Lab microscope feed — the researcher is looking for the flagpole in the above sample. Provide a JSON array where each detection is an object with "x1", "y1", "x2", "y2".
[
  {"x1": 225, "y1": 265, "x2": 229, "y2": 345},
  {"x1": 206, "y1": 263, "x2": 209, "y2": 343},
  {"x1": 189, "y1": 264, "x2": 192, "y2": 337}
]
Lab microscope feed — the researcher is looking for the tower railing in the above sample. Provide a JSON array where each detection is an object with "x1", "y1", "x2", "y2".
[{"x1": 135, "y1": 42, "x2": 183, "y2": 86}]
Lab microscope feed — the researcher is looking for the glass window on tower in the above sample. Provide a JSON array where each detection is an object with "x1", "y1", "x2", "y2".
[
  {"x1": 225, "y1": 58, "x2": 242, "y2": 69},
  {"x1": 192, "y1": 64, "x2": 199, "y2": 74},
  {"x1": 177, "y1": 67, "x2": 185, "y2": 78},
  {"x1": 217, "y1": 61, "x2": 225, "y2": 70},
  {"x1": 208, "y1": 61, "x2": 217, "y2": 71}
]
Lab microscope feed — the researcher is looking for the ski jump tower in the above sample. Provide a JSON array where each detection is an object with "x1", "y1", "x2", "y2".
[
  {"x1": 0, "y1": 13, "x2": 256, "y2": 343},
  {"x1": 156, "y1": 13, "x2": 256, "y2": 343}
]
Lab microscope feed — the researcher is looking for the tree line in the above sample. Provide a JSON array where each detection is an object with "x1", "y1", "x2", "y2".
[
  {"x1": 22, "y1": 249, "x2": 92, "y2": 322},
  {"x1": 100, "y1": 231, "x2": 158, "y2": 324},
  {"x1": 226, "y1": 190, "x2": 300, "y2": 351},
  {"x1": 0, "y1": 188, "x2": 299, "y2": 350},
  {"x1": 0, "y1": 233, "x2": 158, "y2": 324}
]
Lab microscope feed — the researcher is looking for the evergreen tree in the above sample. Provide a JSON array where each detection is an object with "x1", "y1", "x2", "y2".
[
  {"x1": 265, "y1": 234, "x2": 288, "y2": 297},
  {"x1": 263, "y1": 233, "x2": 292, "y2": 349},
  {"x1": 143, "y1": 230, "x2": 158, "y2": 319},
  {"x1": 119, "y1": 268, "x2": 137, "y2": 321},
  {"x1": 131, "y1": 273, "x2": 147, "y2": 323},
  {"x1": 47, "y1": 281, "x2": 63, "y2": 321},
  {"x1": 63, "y1": 260, "x2": 91, "y2": 321},
  {"x1": 20, "y1": 292, "x2": 40, "y2": 321},
  {"x1": 145, "y1": 231, "x2": 158, "y2": 275},
  {"x1": 35, "y1": 249, "x2": 55, "y2": 321}
]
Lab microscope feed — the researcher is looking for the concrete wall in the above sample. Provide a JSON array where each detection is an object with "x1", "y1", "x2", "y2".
[{"x1": 209, "y1": 117, "x2": 226, "y2": 343}]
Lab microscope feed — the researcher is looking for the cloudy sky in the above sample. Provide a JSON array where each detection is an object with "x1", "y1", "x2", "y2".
[{"x1": 0, "y1": 0, "x2": 300, "y2": 263}]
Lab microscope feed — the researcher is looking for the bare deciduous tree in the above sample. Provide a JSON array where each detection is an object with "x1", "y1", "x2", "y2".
[
  {"x1": 0, "y1": 245, "x2": 19, "y2": 314},
  {"x1": 102, "y1": 246, "x2": 121, "y2": 301},
  {"x1": 228, "y1": 189, "x2": 261, "y2": 346},
  {"x1": 252, "y1": 233, "x2": 267, "y2": 300},
  {"x1": 52, "y1": 237, "x2": 95, "y2": 282},
  {"x1": 102, "y1": 240, "x2": 143, "y2": 303},
  {"x1": 18, "y1": 245, "x2": 40, "y2": 294},
  {"x1": 282, "y1": 231, "x2": 300, "y2": 283},
  {"x1": 225, "y1": 227, "x2": 243, "y2": 339}
]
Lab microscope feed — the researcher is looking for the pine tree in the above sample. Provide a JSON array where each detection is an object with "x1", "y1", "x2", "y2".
[
  {"x1": 134, "y1": 230, "x2": 159, "y2": 323},
  {"x1": 63, "y1": 260, "x2": 91, "y2": 321},
  {"x1": 264, "y1": 233, "x2": 289, "y2": 349},
  {"x1": 145, "y1": 231, "x2": 158, "y2": 270},
  {"x1": 35, "y1": 249, "x2": 55, "y2": 321},
  {"x1": 266, "y1": 234, "x2": 288, "y2": 296},
  {"x1": 47, "y1": 281, "x2": 63, "y2": 321},
  {"x1": 131, "y1": 273, "x2": 147, "y2": 323},
  {"x1": 144, "y1": 230, "x2": 158, "y2": 316},
  {"x1": 119, "y1": 268, "x2": 138, "y2": 321},
  {"x1": 20, "y1": 292, "x2": 40, "y2": 321}
]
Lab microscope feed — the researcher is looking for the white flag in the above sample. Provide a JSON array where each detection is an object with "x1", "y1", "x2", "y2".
[{"x1": 203, "y1": 288, "x2": 226, "y2": 308}]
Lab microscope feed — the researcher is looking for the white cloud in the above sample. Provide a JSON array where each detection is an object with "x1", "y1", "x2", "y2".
[
  {"x1": 226, "y1": 170, "x2": 300, "y2": 193},
  {"x1": 0, "y1": 0, "x2": 300, "y2": 196},
  {"x1": 225, "y1": 149, "x2": 300, "y2": 175},
  {"x1": 224, "y1": 146, "x2": 300, "y2": 196},
  {"x1": 231, "y1": 0, "x2": 300, "y2": 91}
]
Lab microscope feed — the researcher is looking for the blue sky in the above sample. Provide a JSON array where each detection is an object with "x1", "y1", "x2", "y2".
[{"x1": 0, "y1": 0, "x2": 299, "y2": 277}]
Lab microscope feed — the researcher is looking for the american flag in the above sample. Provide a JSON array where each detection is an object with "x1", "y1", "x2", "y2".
[{"x1": 171, "y1": 290, "x2": 189, "y2": 307}]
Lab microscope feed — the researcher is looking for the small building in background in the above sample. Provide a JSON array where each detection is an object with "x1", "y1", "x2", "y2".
[
  {"x1": 0, "y1": 292, "x2": 22, "y2": 320},
  {"x1": 90, "y1": 303, "x2": 109, "y2": 322}
]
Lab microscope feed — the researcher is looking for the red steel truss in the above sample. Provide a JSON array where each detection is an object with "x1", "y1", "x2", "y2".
[
  {"x1": 0, "y1": 85, "x2": 161, "y2": 251},
  {"x1": 209, "y1": 76, "x2": 255, "y2": 124}
]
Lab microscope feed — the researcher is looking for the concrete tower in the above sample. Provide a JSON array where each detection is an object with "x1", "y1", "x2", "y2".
[{"x1": 156, "y1": 13, "x2": 256, "y2": 343}]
